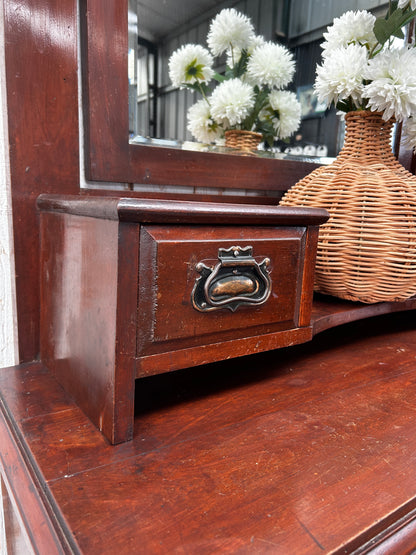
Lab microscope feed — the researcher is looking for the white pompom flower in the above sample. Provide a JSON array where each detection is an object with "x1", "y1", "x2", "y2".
[
  {"x1": 168, "y1": 44, "x2": 214, "y2": 88},
  {"x1": 226, "y1": 35, "x2": 266, "y2": 68},
  {"x1": 207, "y1": 8, "x2": 255, "y2": 57},
  {"x1": 314, "y1": 43, "x2": 368, "y2": 109},
  {"x1": 363, "y1": 48, "x2": 416, "y2": 121},
  {"x1": 401, "y1": 117, "x2": 416, "y2": 151},
  {"x1": 246, "y1": 42, "x2": 295, "y2": 89},
  {"x1": 186, "y1": 99, "x2": 222, "y2": 144},
  {"x1": 321, "y1": 10, "x2": 377, "y2": 56},
  {"x1": 260, "y1": 90, "x2": 301, "y2": 140},
  {"x1": 210, "y1": 78, "x2": 255, "y2": 127}
]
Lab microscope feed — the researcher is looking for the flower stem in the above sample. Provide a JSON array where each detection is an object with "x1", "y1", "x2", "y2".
[
  {"x1": 198, "y1": 82, "x2": 210, "y2": 106},
  {"x1": 230, "y1": 44, "x2": 235, "y2": 67}
]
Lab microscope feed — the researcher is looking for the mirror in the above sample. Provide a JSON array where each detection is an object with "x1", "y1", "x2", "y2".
[
  {"x1": 82, "y1": 0, "x2": 326, "y2": 196},
  {"x1": 81, "y1": 0, "x2": 391, "y2": 199},
  {"x1": 127, "y1": 0, "x2": 390, "y2": 158}
]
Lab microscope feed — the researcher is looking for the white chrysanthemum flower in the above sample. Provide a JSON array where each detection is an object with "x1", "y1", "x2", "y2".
[
  {"x1": 207, "y1": 8, "x2": 255, "y2": 57},
  {"x1": 260, "y1": 90, "x2": 301, "y2": 139},
  {"x1": 168, "y1": 44, "x2": 214, "y2": 88},
  {"x1": 401, "y1": 117, "x2": 416, "y2": 151},
  {"x1": 398, "y1": 0, "x2": 416, "y2": 9},
  {"x1": 226, "y1": 34, "x2": 266, "y2": 68},
  {"x1": 321, "y1": 10, "x2": 377, "y2": 56},
  {"x1": 246, "y1": 42, "x2": 295, "y2": 89},
  {"x1": 363, "y1": 48, "x2": 416, "y2": 121},
  {"x1": 186, "y1": 99, "x2": 222, "y2": 143},
  {"x1": 210, "y1": 78, "x2": 255, "y2": 127},
  {"x1": 314, "y1": 44, "x2": 368, "y2": 108}
]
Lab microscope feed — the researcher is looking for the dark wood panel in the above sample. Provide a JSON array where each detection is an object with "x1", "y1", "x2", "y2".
[
  {"x1": 137, "y1": 226, "x2": 304, "y2": 347},
  {"x1": 4, "y1": 0, "x2": 80, "y2": 362},
  {"x1": 136, "y1": 326, "x2": 313, "y2": 377},
  {"x1": 39, "y1": 212, "x2": 136, "y2": 444},
  {"x1": 312, "y1": 293, "x2": 416, "y2": 335},
  {"x1": 37, "y1": 194, "x2": 329, "y2": 226}
]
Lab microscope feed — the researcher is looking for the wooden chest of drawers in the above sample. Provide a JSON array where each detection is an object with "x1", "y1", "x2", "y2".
[{"x1": 38, "y1": 195, "x2": 328, "y2": 443}]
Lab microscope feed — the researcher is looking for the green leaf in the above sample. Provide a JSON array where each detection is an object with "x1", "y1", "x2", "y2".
[
  {"x1": 335, "y1": 100, "x2": 350, "y2": 113},
  {"x1": 374, "y1": 18, "x2": 393, "y2": 45},
  {"x1": 264, "y1": 134, "x2": 275, "y2": 149},
  {"x1": 242, "y1": 87, "x2": 269, "y2": 131},
  {"x1": 232, "y1": 50, "x2": 249, "y2": 78},
  {"x1": 224, "y1": 66, "x2": 234, "y2": 80},
  {"x1": 399, "y1": 8, "x2": 416, "y2": 30},
  {"x1": 374, "y1": 7, "x2": 416, "y2": 47},
  {"x1": 255, "y1": 120, "x2": 275, "y2": 148},
  {"x1": 212, "y1": 72, "x2": 225, "y2": 83},
  {"x1": 185, "y1": 81, "x2": 210, "y2": 97},
  {"x1": 388, "y1": 1, "x2": 399, "y2": 17}
]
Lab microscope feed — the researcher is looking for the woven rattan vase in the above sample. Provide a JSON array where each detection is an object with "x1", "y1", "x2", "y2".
[
  {"x1": 225, "y1": 130, "x2": 262, "y2": 151},
  {"x1": 280, "y1": 110, "x2": 416, "y2": 303}
]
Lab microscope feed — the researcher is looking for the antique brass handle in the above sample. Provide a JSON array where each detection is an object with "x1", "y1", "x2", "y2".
[{"x1": 191, "y1": 246, "x2": 272, "y2": 312}]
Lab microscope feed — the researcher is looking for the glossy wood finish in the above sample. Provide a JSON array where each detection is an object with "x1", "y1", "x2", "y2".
[
  {"x1": 312, "y1": 293, "x2": 416, "y2": 335},
  {"x1": 0, "y1": 365, "x2": 79, "y2": 553},
  {"x1": 136, "y1": 225, "x2": 313, "y2": 376},
  {"x1": 4, "y1": 0, "x2": 416, "y2": 551},
  {"x1": 4, "y1": 0, "x2": 80, "y2": 362},
  {"x1": 37, "y1": 194, "x2": 329, "y2": 225},
  {"x1": 38, "y1": 195, "x2": 328, "y2": 443},
  {"x1": 3, "y1": 313, "x2": 416, "y2": 553},
  {"x1": 80, "y1": 0, "x2": 320, "y2": 190}
]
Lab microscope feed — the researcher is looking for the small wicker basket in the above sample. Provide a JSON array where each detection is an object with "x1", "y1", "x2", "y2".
[
  {"x1": 280, "y1": 111, "x2": 416, "y2": 304},
  {"x1": 225, "y1": 130, "x2": 262, "y2": 151}
]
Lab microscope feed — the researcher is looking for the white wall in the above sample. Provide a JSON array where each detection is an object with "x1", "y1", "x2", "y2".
[{"x1": 0, "y1": 4, "x2": 18, "y2": 369}]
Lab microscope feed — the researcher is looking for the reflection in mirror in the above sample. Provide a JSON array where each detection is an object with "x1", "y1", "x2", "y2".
[{"x1": 128, "y1": 0, "x2": 389, "y2": 158}]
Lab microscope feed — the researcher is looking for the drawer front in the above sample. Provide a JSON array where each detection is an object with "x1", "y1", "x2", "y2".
[{"x1": 137, "y1": 225, "x2": 308, "y2": 356}]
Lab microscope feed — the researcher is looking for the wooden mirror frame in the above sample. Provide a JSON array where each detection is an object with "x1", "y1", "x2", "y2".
[{"x1": 80, "y1": 0, "x2": 318, "y2": 195}]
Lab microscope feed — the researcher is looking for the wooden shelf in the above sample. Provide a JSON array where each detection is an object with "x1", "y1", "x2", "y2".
[{"x1": 312, "y1": 293, "x2": 416, "y2": 335}]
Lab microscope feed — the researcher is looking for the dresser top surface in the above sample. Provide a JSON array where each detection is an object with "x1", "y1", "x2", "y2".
[{"x1": 2, "y1": 309, "x2": 416, "y2": 553}]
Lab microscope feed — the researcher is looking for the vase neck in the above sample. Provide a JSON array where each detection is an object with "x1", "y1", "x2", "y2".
[{"x1": 338, "y1": 111, "x2": 396, "y2": 164}]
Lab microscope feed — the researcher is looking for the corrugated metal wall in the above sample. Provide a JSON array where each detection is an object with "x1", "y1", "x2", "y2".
[
  {"x1": 289, "y1": 0, "x2": 387, "y2": 44},
  {"x1": 161, "y1": 0, "x2": 287, "y2": 141}
]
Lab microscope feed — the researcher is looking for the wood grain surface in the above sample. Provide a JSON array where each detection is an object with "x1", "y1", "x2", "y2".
[
  {"x1": 2, "y1": 311, "x2": 416, "y2": 553},
  {"x1": 4, "y1": 0, "x2": 80, "y2": 361},
  {"x1": 38, "y1": 197, "x2": 327, "y2": 443}
]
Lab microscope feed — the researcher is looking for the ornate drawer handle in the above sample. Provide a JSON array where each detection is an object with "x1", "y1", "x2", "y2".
[{"x1": 191, "y1": 246, "x2": 272, "y2": 312}]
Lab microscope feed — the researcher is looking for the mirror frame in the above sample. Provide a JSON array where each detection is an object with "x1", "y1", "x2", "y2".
[{"x1": 80, "y1": 0, "x2": 320, "y2": 194}]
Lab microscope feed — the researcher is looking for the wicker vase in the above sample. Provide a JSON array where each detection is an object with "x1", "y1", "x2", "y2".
[
  {"x1": 225, "y1": 129, "x2": 262, "y2": 151},
  {"x1": 280, "y1": 110, "x2": 416, "y2": 304}
]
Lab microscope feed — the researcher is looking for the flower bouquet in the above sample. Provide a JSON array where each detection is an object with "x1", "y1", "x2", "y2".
[
  {"x1": 313, "y1": 0, "x2": 416, "y2": 146},
  {"x1": 280, "y1": 1, "x2": 416, "y2": 304},
  {"x1": 168, "y1": 8, "x2": 301, "y2": 149}
]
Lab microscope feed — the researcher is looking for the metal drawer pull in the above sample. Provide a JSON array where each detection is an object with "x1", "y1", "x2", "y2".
[{"x1": 191, "y1": 246, "x2": 272, "y2": 312}]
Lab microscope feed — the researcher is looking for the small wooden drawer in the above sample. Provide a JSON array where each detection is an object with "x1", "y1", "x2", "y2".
[
  {"x1": 38, "y1": 195, "x2": 328, "y2": 443},
  {"x1": 137, "y1": 224, "x2": 317, "y2": 376}
]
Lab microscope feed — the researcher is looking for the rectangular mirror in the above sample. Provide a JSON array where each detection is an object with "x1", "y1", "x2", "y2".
[{"x1": 82, "y1": 0, "x2": 360, "y2": 199}]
